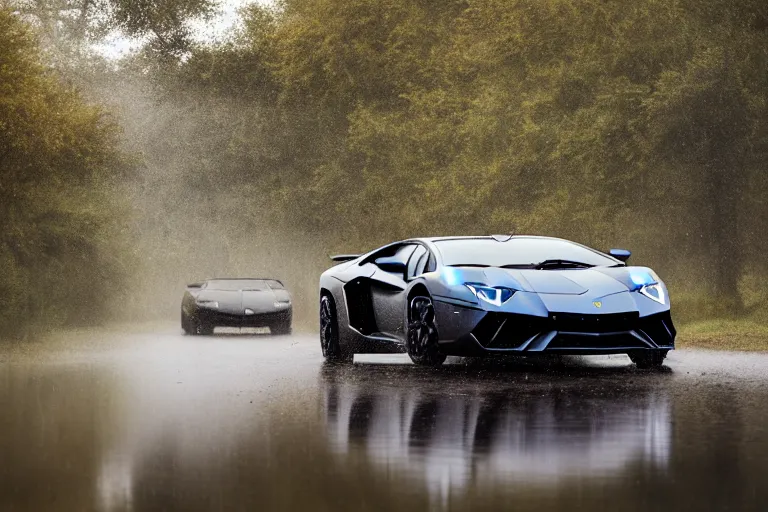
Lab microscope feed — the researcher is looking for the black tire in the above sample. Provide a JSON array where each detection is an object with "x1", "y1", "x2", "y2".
[
  {"x1": 406, "y1": 296, "x2": 446, "y2": 367},
  {"x1": 197, "y1": 320, "x2": 214, "y2": 335},
  {"x1": 181, "y1": 310, "x2": 194, "y2": 335},
  {"x1": 183, "y1": 311, "x2": 213, "y2": 335},
  {"x1": 629, "y1": 350, "x2": 668, "y2": 369},
  {"x1": 320, "y1": 294, "x2": 352, "y2": 362}
]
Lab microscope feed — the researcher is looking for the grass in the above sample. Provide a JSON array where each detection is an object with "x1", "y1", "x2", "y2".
[{"x1": 678, "y1": 319, "x2": 768, "y2": 351}]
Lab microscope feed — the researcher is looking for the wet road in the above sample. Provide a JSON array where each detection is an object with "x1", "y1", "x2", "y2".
[{"x1": 2, "y1": 326, "x2": 768, "y2": 511}]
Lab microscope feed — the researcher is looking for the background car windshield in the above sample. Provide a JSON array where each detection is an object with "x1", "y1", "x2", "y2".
[
  {"x1": 206, "y1": 280, "x2": 268, "y2": 291},
  {"x1": 435, "y1": 238, "x2": 617, "y2": 267}
]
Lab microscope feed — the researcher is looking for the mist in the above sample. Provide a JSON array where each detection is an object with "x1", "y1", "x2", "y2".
[{"x1": 2, "y1": 0, "x2": 768, "y2": 337}]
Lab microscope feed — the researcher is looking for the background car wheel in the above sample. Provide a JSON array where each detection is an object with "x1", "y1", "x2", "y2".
[
  {"x1": 320, "y1": 294, "x2": 351, "y2": 362},
  {"x1": 196, "y1": 320, "x2": 214, "y2": 336},
  {"x1": 629, "y1": 349, "x2": 667, "y2": 369},
  {"x1": 406, "y1": 296, "x2": 446, "y2": 367},
  {"x1": 271, "y1": 320, "x2": 292, "y2": 335},
  {"x1": 181, "y1": 311, "x2": 194, "y2": 335}
]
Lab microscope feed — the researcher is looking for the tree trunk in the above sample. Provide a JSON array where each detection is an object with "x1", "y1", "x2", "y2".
[{"x1": 708, "y1": 163, "x2": 743, "y2": 313}]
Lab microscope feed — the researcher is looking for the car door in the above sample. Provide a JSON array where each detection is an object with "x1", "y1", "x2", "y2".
[{"x1": 369, "y1": 244, "x2": 417, "y2": 339}]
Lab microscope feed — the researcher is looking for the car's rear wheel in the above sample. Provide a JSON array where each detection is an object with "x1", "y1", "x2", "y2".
[
  {"x1": 629, "y1": 349, "x2": 667, "y2": 369},
  {"x1": 406, "y1": 296, "x2": 446, "y2": 367},
  {"x1": 320, "y1": 294, "x2": 351, "y2": 362}
]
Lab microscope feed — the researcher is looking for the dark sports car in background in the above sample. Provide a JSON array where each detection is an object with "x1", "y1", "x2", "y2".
[
  {"x1": 319, "y1": 235, "x2": 675, "y2": 368},
  {"x1": 182, "y1": 278, "x2": 292, "y2": 335}
]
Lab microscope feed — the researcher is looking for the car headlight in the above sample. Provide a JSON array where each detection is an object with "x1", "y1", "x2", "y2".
[
  {"x1": 274, "y1": 300, "x2": 291, "y2": 308},
  {"x1": 628, "y1": 269, "x2": 666, "y2": 305},
  {"x1": 196, "y1": 300, "x2": 219, "y2": 309},
  {"x1": 629, "y1": 269, "x2": 660, "y2": 289},
  {"x1": 465, "y1": 283, "x2": 515, "y2": 306},
  {"x1": 639, "y1": 283, "x2": 666, "y2": 305}
]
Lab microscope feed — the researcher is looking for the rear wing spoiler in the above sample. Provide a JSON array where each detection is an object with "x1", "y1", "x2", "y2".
[{"x1": 330, "y1": 254, "x2": 359, "y2": 263}]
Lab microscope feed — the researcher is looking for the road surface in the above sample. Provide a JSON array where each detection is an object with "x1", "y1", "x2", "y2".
[{"x1": 2, "y1": 325, "x2": 768, "y2": 511}]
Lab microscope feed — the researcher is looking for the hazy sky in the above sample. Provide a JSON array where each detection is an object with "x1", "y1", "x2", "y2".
[{"x1": 95, "y1": 0, "x2": 270, "y2": 59}]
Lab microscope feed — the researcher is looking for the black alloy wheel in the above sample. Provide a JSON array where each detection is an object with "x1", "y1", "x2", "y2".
[
  {"x1": 406, "y1": 296, "x2": 446, "y2": 367},
  {"x1": 320, "y1": 294, "x2": 351, "y2": 362}
]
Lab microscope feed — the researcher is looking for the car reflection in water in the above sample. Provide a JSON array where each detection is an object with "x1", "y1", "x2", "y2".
[{"x1": 321, "y1": 362, "x2": 671, "y2": 504}]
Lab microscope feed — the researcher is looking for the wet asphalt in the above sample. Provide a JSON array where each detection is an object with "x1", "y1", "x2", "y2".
[{"x1": 1, "y1": 326, "x2": 768, "y2": 511}]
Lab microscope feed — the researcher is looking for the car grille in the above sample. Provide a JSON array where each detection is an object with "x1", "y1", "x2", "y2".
[
  {"x1": 472, "y1": 313, "x2": 547, "y2": 349},
  {"x1": 549, "y1": 312, "x2": 639, "y2": 333},
  {"x1": 547, "y1": 332, "x2": 647, "y2": 349},
  {"x1": 471, "y1": 310, "x2": 675, "y2": 349}
]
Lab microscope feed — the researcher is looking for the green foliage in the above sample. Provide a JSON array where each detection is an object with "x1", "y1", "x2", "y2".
[
  {"x1": 8, "y1": 0, "x2": 764, "y2": 329},
  {"x1": 0, "y1": 8, "x2": 133, "y2": 336},
  {"x1": 249, "y1": 0, "x2": 767, "y2": 312},
  {"x1": 9, "y1": 0, "x2": 216, "y2": 60}
]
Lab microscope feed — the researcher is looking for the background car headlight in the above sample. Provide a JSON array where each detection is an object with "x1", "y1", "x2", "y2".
[
  {"x1": 465, "y1": 283, "x2": 515, "y2": 306},
  {"x1": 640, "y1": 283, "x2": 666, "y2": 305},
  {"x1": 196, "y1": 300, "x2": 219, "y2": 308},
  {"x1": 274, "y1": 301, "x2": 291, "y2": 308}
]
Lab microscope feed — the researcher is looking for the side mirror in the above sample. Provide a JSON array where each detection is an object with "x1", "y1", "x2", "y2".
[
  {"x1": 609, "y1": 249, "x2": 631, "y2": 262},
  {"x1": 375, "y1": 256, "x2": 406, "y2": 273}
]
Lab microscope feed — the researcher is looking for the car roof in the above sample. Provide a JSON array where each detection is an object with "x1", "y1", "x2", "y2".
[
  {"x1": 413, "y1": 235, "x2": 561, "y2": 243},
  {"x1": 412, "y1": 235, "x2": 620, "y2": 262}
]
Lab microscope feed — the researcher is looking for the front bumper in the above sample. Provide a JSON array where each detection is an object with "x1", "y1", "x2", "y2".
[
  {"x1": 435, "y1": 303, "x2": 675, "y2": 356},
  {"x1": 195, "y1": 308, "x2": 292, "y2": 328}
]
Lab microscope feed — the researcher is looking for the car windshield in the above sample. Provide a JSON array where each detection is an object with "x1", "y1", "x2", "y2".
[
  {"x1": 205, "y1": 279, "x2": 269, "y2": 291},
  {"x1": 434, "y1": 238, "x2": 617, "y2": 268}
]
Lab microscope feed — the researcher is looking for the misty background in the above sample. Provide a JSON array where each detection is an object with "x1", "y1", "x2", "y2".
[{"x1": 1, "y1": 0, "x2": 767, "y2": 337}]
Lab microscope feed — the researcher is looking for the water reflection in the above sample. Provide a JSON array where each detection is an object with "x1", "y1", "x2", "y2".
[
  {"x1": 6, "y1": 337, "x2": 768, "y2": 511},
  {"x1": 321, "y1": 362, "x2": 671, "y2": 502}
]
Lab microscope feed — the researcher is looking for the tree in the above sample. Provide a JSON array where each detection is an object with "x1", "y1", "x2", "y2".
[
  {"x1": 8, "y1": 0, "x2": 216, "y2": 61},
  {"x1": 0, "y1": 7, "x2": 133, "y2": 335}
]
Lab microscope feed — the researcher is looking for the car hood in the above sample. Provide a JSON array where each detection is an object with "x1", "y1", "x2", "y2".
[
  {"x1": 196, "y1": 289, "x2": 279, "y2": 315},
  {"x1": 482, "y1": 267, "x2": 632, "y2": 297}
]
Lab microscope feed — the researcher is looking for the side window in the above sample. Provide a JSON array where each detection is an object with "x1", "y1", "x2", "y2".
[
  {"x1": 393, "y1": 244, "x2": 417, "y2": 263},
  {"x1": 371, "y1": 244, "x2": 417, "y2": 275},
  {"x1": 415, "y1": 250, "x2": 430, "y2": 276},
  {"x1": 407, "y1": 246, "x2": 428, "y2": 280},
  {"x1": 425, "y1": 251, "x2": 436, "y2": 273}
]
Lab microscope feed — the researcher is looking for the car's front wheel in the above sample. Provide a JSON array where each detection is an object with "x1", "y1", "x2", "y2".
[
  {"x1": 183, "y1": 312, "x2": 213, "y2": 336},
  {"x1": 406, "y1": 296, "x2": 446, "y2": 367},
  {"x1": 629, "y1": 349, "x2": 668, "y2": 369},
  {"x1": 181, "y1": 310, "x2": 194, "y2": 335},
  {"x1": 320, "y1": 294, "x2": 351, "y2": 362}
]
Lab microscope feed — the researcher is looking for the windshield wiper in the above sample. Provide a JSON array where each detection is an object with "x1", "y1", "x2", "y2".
[
  {"x1": 449, "y1": 263, "x2": 490, "y2": 268},
  {"x1": 532, "y1": 259, "x2": 595, "y2": 270}
]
